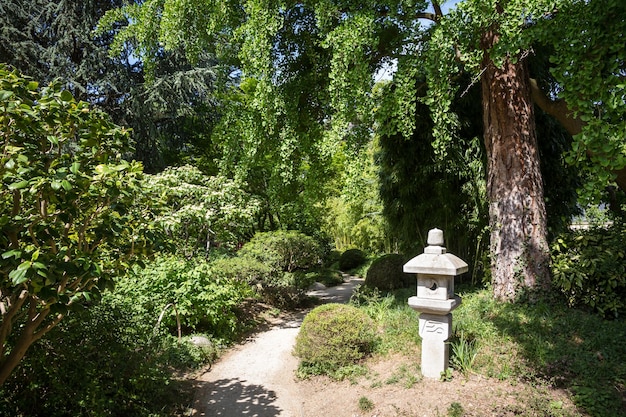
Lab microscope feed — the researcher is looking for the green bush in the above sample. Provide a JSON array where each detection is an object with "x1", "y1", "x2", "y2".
[
  {"x1": 234, "y1": 230, "x2": 323, "y2": 307},
  {"x1": 325, "y1": 249, "x2": 342, "y2": 267},
  {"x1": 0, "y1": 294, "x2": 206, "y2": 417},
  {"x1": 118, "y1": 255, "x2": 255, "y2": 338},
  {"x1": 338, "y1": 248, "x2": 367, "y2": 270},
  {"x1": 364, "y1": 254, "x2": 412, "y2": 290},
  {"x1": 311, "y1": 268, "x2": 345, "y2": 287},
  {"x1": 551, "y1": 225, "x2": 626, "y2": 317},
  {"x1": 209, "y1": 256, "x2": 273, "y2": 286},
  {"x1": 238, "y1": 230, "x2": 323, "y2": 272},
  {"x1": 259, "y1": 271, "x2": 317, "y2": 307},
  {"x1": 294, "y1": 303, "x2": 377, "y2": 377}
]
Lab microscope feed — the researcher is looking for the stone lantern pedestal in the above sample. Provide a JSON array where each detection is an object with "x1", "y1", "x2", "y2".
[{"x1": 403, "y1": 228, "x2": 467, "y2": 379}]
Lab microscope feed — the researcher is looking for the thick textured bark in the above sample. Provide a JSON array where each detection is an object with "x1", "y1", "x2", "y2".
[{"x1": 481, "y1": 33, "x2": 551, "y2": 301}]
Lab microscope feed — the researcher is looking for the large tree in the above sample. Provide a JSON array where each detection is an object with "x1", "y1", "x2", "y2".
[
  {"x1": 103, "y1": 0, "x2": 626, "y2": 300},
  {"x1": 425, "y1": 0, "x2": 626, "y2": 299},
  {"x1": 0, "y1": 0, "x2": 222, "y2": 172}
]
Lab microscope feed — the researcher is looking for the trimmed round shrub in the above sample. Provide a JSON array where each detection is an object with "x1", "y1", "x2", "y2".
[
  {"x1": 294, "y1": 303, "x2": 377, "y2": 373},
  {"x1": 365, "y1": 254, "x2": 412, "y2": 290},
  {"x1": 338, "y1": 248, "x2": 367, "y2": 270},
  {"x1": 234, "y1": 230, "x2": 323, "y2": 307},
  {"x1": 238, "y1": 230, "x2": 322, "y2": 272},
  {"x1": 209, "y1": 256, "x2": 273, "y2": 286}
]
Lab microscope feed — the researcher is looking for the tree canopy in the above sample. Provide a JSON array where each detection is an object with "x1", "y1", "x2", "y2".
[{"x1": 102, "y1": 0, "x2": 626, "y2": 300}]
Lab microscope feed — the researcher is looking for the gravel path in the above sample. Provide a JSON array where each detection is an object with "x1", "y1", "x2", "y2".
[{"x1": 191, "y1": 276, "x2": 364, "y2": 417}]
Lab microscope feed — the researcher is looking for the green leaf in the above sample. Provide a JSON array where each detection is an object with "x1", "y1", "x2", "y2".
[
  {"x1": 9, "y1": 261, "x2": 32, "y2": 285},
  {"x1": 4, "y1": 158, "x2": 15, "y2": 170},
  {"x1": 60, "y1": 90, "x2": 74, "y2": 102},
  {"x1": 9, "y1": 268, "x2": 29, "y2": 285},
  {"x1": 8, "y1": 180, "x2": 29, "y2": 190},
  {"x1": 2, "y1": 249, "x2": 22, "y2": 259},
  {"x1": 0, "y1": 90, "x2": 13, "y2": 101},
  {"x1": 70, "y1": 161, "x2": 81, "y2": 175}
]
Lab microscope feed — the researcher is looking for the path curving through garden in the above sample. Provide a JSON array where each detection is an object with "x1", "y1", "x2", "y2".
[{"x1": 190, "y1": 275, "x2": 364, "y2": 417}]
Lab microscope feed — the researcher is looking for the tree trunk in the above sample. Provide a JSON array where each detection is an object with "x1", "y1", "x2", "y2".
[{"x1": 481, "y1": 32, "x2": 551, "y2": 301}]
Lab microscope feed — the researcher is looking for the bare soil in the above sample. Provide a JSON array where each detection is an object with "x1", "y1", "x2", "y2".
[{"x1": 188, "y1": 277, "x2": 583, "y2": 417}]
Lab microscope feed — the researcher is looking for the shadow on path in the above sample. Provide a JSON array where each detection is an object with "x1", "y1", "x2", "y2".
[{"x1": 193, "y1": 378, "x2": 282, "y2": 417}]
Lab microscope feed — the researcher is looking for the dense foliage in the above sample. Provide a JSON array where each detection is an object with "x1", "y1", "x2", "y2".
[
  {"x1": 0, "y1": 293, "x2": 209, "y2": 417},
  {"x1": 117, "y1": 256, "x2": 255, "y2": 339},
  {"x1": 323, "y1": 140, "x2": 391, "y2": 254},
  {"x1": 375, "y1": 76, "x2": 489, "y2": 270},
  {"x1": 551, "y1": 225, "x2": 626, "y2": 318},
  {"x1": 0, "y1": 0, "x2": 223, "y2": 172},
  {"x1": 143, "y1": 165, "x2": 260, "y2": 256},
  {"x1": 0, "y1": 66, "x2": 152, "y2": 385},
  {"x1": 238, "y1": 230, "x2": 324, "y2": 306}
]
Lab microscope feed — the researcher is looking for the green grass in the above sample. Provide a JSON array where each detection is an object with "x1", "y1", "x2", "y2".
[
  {"x1": 358, "y1": 396, "x2": 374, "y2": 412},
  {"x1": 347, "y1": 285, "x2": 626, "y2": 417},
  {"x1": 384, "y1": 363, "x2": 421, "y2": 388},
  {"x1": 452, "y1": 288, "x2": 626, "y2": 417},
  {"x1": 449, "y1": 331, "x2": 479, "y2": 378},
  {"x1": 350, "y1": 287, "x2": 421, "y2": 355}
]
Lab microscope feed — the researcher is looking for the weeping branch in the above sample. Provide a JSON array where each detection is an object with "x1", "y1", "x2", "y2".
[{"x1": 530, "y1": 77, "x2": 626, "y2": 193}]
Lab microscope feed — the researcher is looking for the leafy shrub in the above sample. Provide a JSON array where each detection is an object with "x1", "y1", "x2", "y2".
[
  {"x1": 0, "y1": 65, "x2": 154, "y2": 385},
  {"x1": 294, "y1": 303, "x2": 377, "y2": 377},
  {"x1": 365, "y1": 254, "x2": 412, "y2": 290},
  {"x1": 325, "y1": 249, "x2": 342, "y2": 267},
  {"x1": 238, "y1": 230, "x2": 322, "y2": 272},
  {"x1": 311, "y1": 268, "x2": 345, "y2": 287},
  {"x1": 143, "y1": 165, "x2": 260, "y2": 255},
  {"x1": 258, "y1": 271, "x2": 317, "y2": 307},
  {"x1": 235, "y1": 230, "x2": 323, "y2": 307},
  {"x1": 551, "y1": 225, "x2": 626, "y2": 317},
  {"x1": 118, "y1": 255, "x2": 255, "y2": 338},
  {"x1": 0, "y1": 294, "x2": 206, "y2": 417},
  {"x1": 208, "y1": 256, "x2": 273, "y2": 286},
  {"x1": 338, "y1": 248, "x2": 367, "y2": 270}
]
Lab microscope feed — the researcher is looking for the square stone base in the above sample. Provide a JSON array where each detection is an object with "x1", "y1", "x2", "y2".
[{"x1": 419, "y1": 313, "x2": 452, "y2": 379}]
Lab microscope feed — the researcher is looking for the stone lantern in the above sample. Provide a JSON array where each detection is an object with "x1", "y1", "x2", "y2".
[{"x1": 403, "y1": 228, "x2": 468, "y2": 379}]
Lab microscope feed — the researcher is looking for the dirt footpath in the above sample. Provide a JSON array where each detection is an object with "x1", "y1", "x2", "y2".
[{"x1": 190, "y1": 276, "x2": 364, "y2": 417}]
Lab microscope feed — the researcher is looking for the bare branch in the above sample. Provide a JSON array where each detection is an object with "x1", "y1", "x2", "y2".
[
  {"x1": 0, "y1": 289, "x2": 29, "y2": 358},
  {"x1": 416, "y1": 12, "x2": 438, "y2": 22},
  {"x1": 432, "y1": 1, "x2": 444, "y2": 18},
  {"x1": 529, "y1": 78, "x2": 582, "y2": 136}
]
